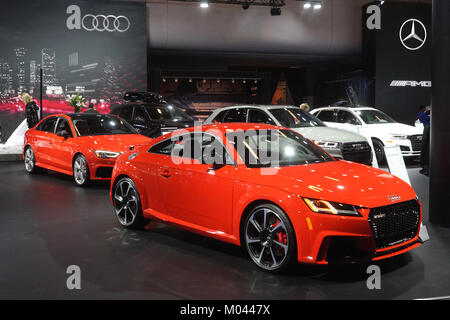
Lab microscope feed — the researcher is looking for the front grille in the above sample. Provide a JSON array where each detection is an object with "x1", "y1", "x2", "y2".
[
  {"x1": 408, "y1": 135, "x2": 423, "y2": 151},
  {"x1": 368, "y1": 200, "x2": 420, "y2": 249},
  {"x1": 342, "y1": 141, "x2": 372, "y2": 165}
]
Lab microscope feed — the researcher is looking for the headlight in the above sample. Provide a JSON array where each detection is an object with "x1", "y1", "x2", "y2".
[
  {"x1": 303, "y1": 198, "x2": 361, "y2": 216},
  {"x1": 313, "y1": 140, "x2": 341, "y2": 149},
  {"x1": 95, "y1": 150, "x2": 121, "y2": 159},
  {"x1": 389, "y1": 134, "x2": 408, "y2": 140}
]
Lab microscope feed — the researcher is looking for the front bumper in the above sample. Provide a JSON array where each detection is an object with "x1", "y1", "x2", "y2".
[
  {"x1": 296, "y1": 202, "x2": 423, "y2": 265},
  {"x1": 386, "y1": 138, "x2": 422, "y2": 157}
]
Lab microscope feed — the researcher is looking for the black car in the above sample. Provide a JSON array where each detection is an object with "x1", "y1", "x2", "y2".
[{"x1": 110, "y1": 92, "x2": 195, "y2": 138}]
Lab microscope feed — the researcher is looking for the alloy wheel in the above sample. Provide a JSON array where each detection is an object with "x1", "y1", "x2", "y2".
[
  {"x1": 24, "y1": 148, "x2": 34, "y2": 172},
  {"x1": 114, "y1": 179, "x2": 139, "y2": 227},
  {"x1": 74, "y1": 157, "x2": 88, "y2": 185},
  {"x1": 245, "y1": 207, "x2": 290, "y2": 271}
]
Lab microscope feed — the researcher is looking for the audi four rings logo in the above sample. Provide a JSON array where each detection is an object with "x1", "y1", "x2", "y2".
[
  {"x1": 66, "y1": 5, "x2": 130, "y2": 33},
  {"x1": 399, "y1": 18, "x2": 427, "y2": 51}
]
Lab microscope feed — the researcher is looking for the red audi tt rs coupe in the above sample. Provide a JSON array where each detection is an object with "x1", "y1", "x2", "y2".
[
  {"x1": 24, "y1": 113, "x2": 151, "y2": 186},
  {"x1": 110, "y1": 123, "x2": 424, "y2": 271}
]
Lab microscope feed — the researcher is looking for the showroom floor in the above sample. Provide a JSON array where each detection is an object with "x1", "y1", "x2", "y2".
[{"x1": 0, "y1": 161, "x2": 449, "y2": 300}]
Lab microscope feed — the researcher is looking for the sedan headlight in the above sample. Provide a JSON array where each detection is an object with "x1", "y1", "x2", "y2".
[
  {"x1": 389, "y1": 134, "x2": 408, "y2": 140},
  {"x1": 313, "y1": 140, "x2": 341, "y2": 149},
  {"x1": 95, "y1": 150, "x2": 121, "y2": 159},
  {"x1": 303, "y1": 198, "x2": 361, "y2": 216}
]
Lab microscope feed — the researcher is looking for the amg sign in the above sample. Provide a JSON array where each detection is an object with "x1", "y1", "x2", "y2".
[{"x1": 390, "y1": 80, "x2": 432, "y2": 87}]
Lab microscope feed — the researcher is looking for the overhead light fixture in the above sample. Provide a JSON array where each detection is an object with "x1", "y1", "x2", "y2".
[
  {"x1": 243, "y1": 79, "x2": 247, "y2": 84},
  {"x1": 217, "y1": 79, "x2": 221, "y2": 83},
  {"x1": 189, "y1": 78, "x2": 193, "y2": 83},
  {"x1": 200, "y1": 1, "x2": 209, "y2": 8},
  {"x1": 313, "y1": 3, "x2": 322, "y2": 10},
  {"x1": 270, "y1": 7, "x2": 281, "y2": 16},
  {"x1": 304, "y1": 2, "x2": 311, "y2": 9},
  {"x1": 175, "y1": 78, "x2": 178, "y2": 83},
  {"x1": 162, "y1": 78, "x2": 166, "y2": 82}
]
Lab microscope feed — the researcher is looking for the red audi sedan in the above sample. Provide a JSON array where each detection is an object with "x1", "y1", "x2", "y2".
[
  {"x1": 110, "y1": 123, "x2": 424, "y2": 271},
  {"x1": 24, "y1": 113, "x2": 151, "y2": 186}
]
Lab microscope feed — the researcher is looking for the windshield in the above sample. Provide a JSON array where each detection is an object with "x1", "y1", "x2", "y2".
[
  {"x1": 147, "y1": 104, "x2": 194, "y2": 122},
  {"x1": 72, "y1": 115, "x2": 138, "y2": 136},
  {"x1": 269, "y1": 108, "x2": 325, "y2": 128},
  {"x1": 355, "y1": 109, "x2": 396, "y2": 124},
  {"x1": 226, "y1": 129, "x2": 334, "y2": 168}
]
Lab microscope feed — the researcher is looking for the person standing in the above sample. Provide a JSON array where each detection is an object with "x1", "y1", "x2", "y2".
[
  {"x1": 22, "y1": 93, "x2": 40, "y2": 129},
  {"x1": 418, "y1": 105, "x2": 430, "y2": 176}
]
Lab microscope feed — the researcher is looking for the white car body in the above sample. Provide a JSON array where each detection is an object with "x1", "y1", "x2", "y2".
[
  {"x1": 204, "y1": 105, "x2": 373, "y2": 165},
  {"x1": 310, "y1": 106, "x2": 424, "y2": 158}
]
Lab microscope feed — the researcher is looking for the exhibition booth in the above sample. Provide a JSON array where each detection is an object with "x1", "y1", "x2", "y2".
[{"x1": 0, "y1": 0, "x2": 449, "y2": 302}]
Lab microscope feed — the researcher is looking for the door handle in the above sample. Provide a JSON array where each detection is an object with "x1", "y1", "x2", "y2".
[{"x1": 160, "y1": 169, "x2": 172, "y2": 178}]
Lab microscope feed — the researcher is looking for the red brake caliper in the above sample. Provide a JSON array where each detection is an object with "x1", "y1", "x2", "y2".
[{"x1": 272, "y1": 220, "x2": 287, "y2": 245}]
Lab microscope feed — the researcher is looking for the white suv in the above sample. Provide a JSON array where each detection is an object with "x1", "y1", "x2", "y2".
[
  {"x1": 310, "y1": 106, "x2": 423, "y2": 163},
  {"x1": 204, "y1": 105, "x2": 373, "y2": 165}
]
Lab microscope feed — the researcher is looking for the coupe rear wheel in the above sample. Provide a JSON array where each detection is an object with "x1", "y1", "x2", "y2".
[
  {"x1": 243, "y1": 204, "x2": 296, "y2": 272},
  {"x1": 113, "y1": 177, "x2": 147, "y2": 229},
  {"x1": 24, "y1": 147, "x2": 39, "y2": 174},
  {"x1": 73, "y1": 154, "x2": 90, "y2": 187}
]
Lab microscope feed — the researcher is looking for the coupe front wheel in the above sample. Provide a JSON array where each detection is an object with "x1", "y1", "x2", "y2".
[
  {"x1": 243, "y1": 204, "x2": 297, "y2": 272},
  {"x1": 113, "y1": 177, "x2": 148, "y2": 229}
]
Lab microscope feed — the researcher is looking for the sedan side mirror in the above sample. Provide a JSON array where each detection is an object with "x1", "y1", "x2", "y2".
[{"x1": 57, "y1": 130, "x2": 71, "y2": 139}]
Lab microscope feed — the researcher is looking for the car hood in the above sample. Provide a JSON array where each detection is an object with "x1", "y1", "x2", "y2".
[
  {"x1": 292, "y1": 126, "x2": 367, "y2": 143},
  {"x1": 239, "y1": 160, "x2": 416, "y2": 208},
  {"x1": 76, "y1": 134, "x2": 152, "y2": 153},
  {"x1": 365, "y1": 123, "x2": 423, "y2": 135}
]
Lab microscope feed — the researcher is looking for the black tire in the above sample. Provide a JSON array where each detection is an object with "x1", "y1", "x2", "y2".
[
  {"x1": 372, "y1": 138, "x2": 386, "y2": 165},
  {"x1": 242, "y1": 203, "x2": 297, "y2": 272},
  {"x1": 24, "y1": 146, "x2": 39, "y2": 174},
  {"x1": 73, "y1": 154, "x2": 90, "y2": 187},
  {"x1": 113, "y1": 177, "x2": 148, "y2": 229}
]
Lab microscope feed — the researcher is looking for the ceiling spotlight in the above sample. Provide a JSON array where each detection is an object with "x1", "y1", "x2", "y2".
[
  {"x1": 304, "y1": 2, "x2": 311, "y2": 9},
  {"x1": 162, "y1": 78, "x2": 166, "y2": 82},
  {"x1": 231, "y1": 79, "x2": 235, "y2": 83},
  {"x1": 254, "y1": 80, "x2": 258, "y2": 84},
  {"x1": 200, "y1": 1, "x2": 209, "y2": 8},
  {"x1": 217, "y1": 79, "x2": 221, "y2": 83},
  {"x1": 313, "y1": 3, "x2": 322, "y2": 10},
  {"x1": 203, "y1": 79, "x2": 207, "y2": 83},
  {"x1": 175, "y1": 78, "x2": 178, "y2": 83},
  {"x1": 243, "y1": 79, "x2": 247, "y2": 84},
  {"x1": 270, "y1": 7, "x2": 281, "y2": 16},
  {"x1": 189, "y1": 78, "x2": 193, "y2": 83}
]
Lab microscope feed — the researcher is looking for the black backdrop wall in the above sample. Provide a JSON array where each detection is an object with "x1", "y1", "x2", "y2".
[
  {"x1": 363, "y1": 2, "x2": 431, "y2": 125},
  {"x1": 0, "y1": 0, "x2": 147, "y2": 144}
]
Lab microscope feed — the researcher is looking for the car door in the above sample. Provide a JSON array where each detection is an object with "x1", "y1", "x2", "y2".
[
  {"x1": 50, "y1": 117, "x2": 76, "y2": 172},
  {"x1": 159, "y1": 132, "x2": 236, "y2": 234},
  {"x1": 33, "y1": 116, "x2": 58, "y2": 166},
  {"x1": 334, "y1": 110, "x2": 361, "y2": 134}
]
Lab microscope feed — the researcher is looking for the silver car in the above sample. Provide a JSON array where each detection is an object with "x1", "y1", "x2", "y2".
[{"x1": 204, "y1": 105, "x2": 373, "y2": 165}]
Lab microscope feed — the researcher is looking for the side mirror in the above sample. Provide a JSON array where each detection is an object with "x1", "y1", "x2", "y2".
[{"x1": 57, "y1": 130, "x2": 71, "y2": 139}]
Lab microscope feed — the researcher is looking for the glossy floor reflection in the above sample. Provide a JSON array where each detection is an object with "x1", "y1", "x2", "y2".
[{"x1": 0, "y1": 161, "x2": 449, "y2": 299}]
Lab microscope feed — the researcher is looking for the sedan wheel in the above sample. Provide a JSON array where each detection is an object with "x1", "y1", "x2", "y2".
[
  {"x1": 244, "y1": 204, "x2": 296, "y2": 272},
  {"x1": 113, "y1": 177, "x2": 147, "y2": 228},
  {"x1": 24, "y1": 147, "x2": 39, "y2": 174},
  {"x1": 73, "y1": 155, "x2": 90, "y2": 187}
]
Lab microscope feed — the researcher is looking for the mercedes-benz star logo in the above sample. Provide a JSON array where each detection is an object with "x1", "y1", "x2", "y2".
[{"x1": 399, "y1": 19, "x2": 427, "y2": 51}]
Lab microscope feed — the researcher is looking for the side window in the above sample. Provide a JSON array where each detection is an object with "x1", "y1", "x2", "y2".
[
  {"x1": 38, "y1": 117, "x2": 57, "y2": 133},
  {"x1": 248, "y1": 109, "x2": 275, "y2": 124},
  {"x1": 118, "y1": 106, "x2": 134, "y2": 121},
  {"x1": 171, "y1": 133, "x2": 234, "y2": 165},
  {"x1": 337, "y1": 110, "x2": 360, "y2": 125},
  {"x1": 133, "y1": 106, "x2": 150, "y2": 123},
  {"x1": 148, "y1": 138, "x2": 174, "y2": 155},
  {"x1": 55, "y1": 118, "x2": 73, "y2": 136},
  {"x1": 212, "y1": 110, "x2": 228, "y2": 123},
  {"x1": 316, "y1": 110, "x2": 336, "y2": 122},
  {"x1": 223, "y1": 108, "x2": 247, "y2": 123}
]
